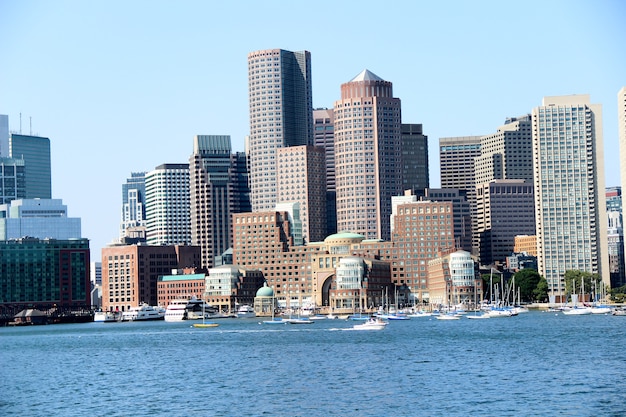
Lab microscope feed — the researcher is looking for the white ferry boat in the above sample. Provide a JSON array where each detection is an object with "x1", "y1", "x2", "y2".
[{"x1": 121, "y1": 304, "x2": 166, "y2": 321}]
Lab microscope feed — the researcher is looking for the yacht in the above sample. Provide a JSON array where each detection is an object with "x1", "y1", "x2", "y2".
[
  {"x1": 164, "y1": 298, "x2": 218, "y2": 322},
  {"x1": 121, "y1": 304, "x2": 166, "y2": 321},
  {"x1": 236, "y1": 304, "x2": 256, "y2": 318},
  {"x1": 94, "y1": 310, "x2": 122, "y2": 323}
]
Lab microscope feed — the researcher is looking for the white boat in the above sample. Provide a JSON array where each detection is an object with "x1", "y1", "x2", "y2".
[
  {"x1": 407, "y1": 311, "x2": 432, "y2": 318},
  {"x1": 436, "y1": 313, "x2": 461, "y2": 320},
  {"x1": 486, "y1": 308, "x2": 513, "y2": 318},
  {"x1": 94, "y1": 310, "x2": 121, "y2": 322},
  {"x1": 352, "y1": 317, "x2": 388, "y2": 330},
  {"x1": 562, "y1": 306, "x2": 592, "y2": 315},
  {"x1": 121, "y1": 304, "x2": 165, "y2": 321},
  {"x1": 236, "y1": 304, "x2": 256, "y2": 318},
  {"x1": 164, "y1": 297, "x2": 218, "y2": 322},
  {"x1": 612, "y1": 309, "x2": 626, "y2": 316},
  {"x1": 466, "y1": 313, "x2": 490, "y2": 319},
  {"x1": 283, "y1": 317, "x2": 314, "y2": 324},
  {"x1": 590, "y1": 305, "x2": 612, "y2": 314}
]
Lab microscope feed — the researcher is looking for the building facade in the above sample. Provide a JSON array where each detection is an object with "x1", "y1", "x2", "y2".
[
  {"x1": 0, "y1": 198, "x2": 81, "y2": 240},
  {"x1": 276, "y1": 144, "x2": 327, "y2": 243},
  {"x1": 606, "y1": 186, "x2": 625, "y2": 287},
  {"x1": 401, "y1": 123, "x2": 429, "y2": 194},
  {"x1": 532, "y1": 95, "x2": 609, "y2": 297},
  {"x1": 0, "y1": 157, "x2": 26, "y2": 204},
  {"x1": 189, "y1": 135, "x2": 251, "y2": 269},
  {"x1": 313, "y1": 108, "x2": 337, "y2": 236},
  {"x1": 120, "y1": 172, "x2": 146, "y2": 241},
  {"x1": 418, "y1": 188, "x2": 472, "y2": 253},
  {"x1": 474, "y1": 179, "x2": 535, "y2": 266},
  {"x1": 334, "y1": 69, "x2": 402, "y2": 241},
  {"x1": 145, "y1": 163, "x2": 191, "y2": 246},
  {"x1": 618, "y1": 87, "x2": 626, "y2": 285},
  {"x1": 101, "y1": 244, "x2": 201, "y2": 312},
  {"x1": 247, "y1": 49, "x2": 313, "y2": 212},
  {"x1": 9, "y1": 133, "x2": 51, "y2": 199},
  {"x1": 0, "y1": 238, "x2": 91, "y2": 314}
]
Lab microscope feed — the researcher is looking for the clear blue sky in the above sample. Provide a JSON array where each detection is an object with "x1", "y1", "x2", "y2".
[{"x1": 1, "y1": 0, "x2": 625, "y2": 262}]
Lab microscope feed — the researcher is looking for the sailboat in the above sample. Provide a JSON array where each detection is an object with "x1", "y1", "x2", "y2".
[
  {"x1": 193, "y1": 299, "x2": 219, "y2": 328},
  {"x1": 562, "y1": 278, "x2": 592, "y2": 315},
  {"x1": 263, "y1": 294, "x2": 285, "y2": 324}
]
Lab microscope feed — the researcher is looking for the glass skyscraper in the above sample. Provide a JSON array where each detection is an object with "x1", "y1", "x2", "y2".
[{"x1": 9, "y1": 133, "x2": 51, "y2": 199}]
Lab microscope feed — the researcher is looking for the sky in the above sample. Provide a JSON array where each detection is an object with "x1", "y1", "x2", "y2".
[{"x1": 1, "y1": 0, "x2": 625, "y2": 262}]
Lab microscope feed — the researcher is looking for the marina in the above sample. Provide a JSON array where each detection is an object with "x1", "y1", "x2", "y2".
[{"x1": 1, "y1": 311, "x2": 625, "y2": 416}]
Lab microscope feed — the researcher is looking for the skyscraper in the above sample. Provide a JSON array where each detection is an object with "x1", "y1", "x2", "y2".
[
  {"x1": 276, "y1": 145, "x2": 326, "y2": 243},
  {"x1": 189, "y1": 135, "x2": 251, "y2": 269},
  {"x1": 0, "y1": 156, "x2": 26, "y2": 204},
  {"x1": 334, "y1": 69, "x2": 402, "y2": 240},
  {"x1": 618, "y1": 87, "x2": 626, "y2": 281},
  {"x1": 401, "y1": 123, "x2": 429, "y2": 194},
  {"x1": 313, "y1": 108, "x2": 337, "y2": 235},
  {"x1": 474, "y1": 115, "x2": 534, "y2": 186},
  {"x1": 0, "y1": 114, "x2": 8, "y2": 157},
  {"x1": 145, "y1": 163, "x2": 191, "y2": 246},
  {"x1": 247, "y1": 49, "x2": 313, "y2": 212},
  {"x1": 439, "y1": 136, "x2": 482, "y2": 196},
  {"x1": 120, "y1": 172, "x2": 146, "y2": 241},
  {"x1": 9, "y1": 133, "x2": 51, "y2": 199},
  {"x1": 474, "y1": 179, "x2": 535, "y2": 265},
  {"x1": 606, "y1": 186, "x2": 624, "y2": 288},
  {"x1": 532, "y1": 95, "x2": 609, "y2": 297}
]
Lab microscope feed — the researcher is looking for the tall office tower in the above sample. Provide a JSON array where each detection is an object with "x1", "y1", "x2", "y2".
[
  {"x1": 120, "y1": 172, "x2": 146, "y2": 240},
  {"x1": 401, "y1": 124, "x2": 429, "y2": 194},
  {"x1": 313, "y1": 108, "x2": 337, "y2": 235},
  {"x1": 247, "y1": 49, "x2": 313, "y2": 212},
  {"x1": 9, "y1": 133, "x2": 51, "y2": 199},
  {"x1": 532, "y1": 95, "x2": 609, "y2": 298},
  {"x1": 619, "y1": 87, "x2": 626, "y2": 282},
  {"x1": 189, "y1": 135, "x2": 251, "y2": 269},
  {"x1": 334, "y1": 69, "x2": 402, "y2": 240},
  {"x1": 0, "y1": 198, "x2": 81, "y2": 240},
  {"x1": 277, "y1": 145, "x2": 326, "y2": 243},
  {"x1": 0, "y1": 157, "x2": 26, "y2": 204},
  {"x1": 439, "y1": 136, "x2": 482, "y2": 196},
  {"x1": 418, "y1": 188, "x2": 473, "y2": 253},
  {"x1": 474, "y1": 115, "x2": 534, "y2": 186},
  {"x1": 474, "y1": 180, "x2": 535, "y2": 266},
  {"x1": 0, "y1": 115, "x2": 8, "y2": 157},
  {"x1": 606, "y1": 186, "x2": 625, "y2": 288},
  {"x1": 145, "y1": 163, "x2": 191, "y2": 246}
]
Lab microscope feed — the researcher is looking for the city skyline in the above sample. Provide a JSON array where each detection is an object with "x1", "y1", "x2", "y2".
[{"x1": 1, "y1": 1, "x2": 624, "y2": 261}]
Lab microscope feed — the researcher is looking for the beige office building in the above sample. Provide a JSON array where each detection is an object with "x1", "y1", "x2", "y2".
[
  {"x1": 334, "y1": 69, "x2": 402, "y2": 241},
  {"x1": 276, "y1": 145, "x2": 327, "y2": 243},
  {"x1": 532, "y1": 95, "x2": 609, "y2": 297}
]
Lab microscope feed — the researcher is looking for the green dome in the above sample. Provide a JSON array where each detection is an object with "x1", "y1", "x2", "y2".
[
  {"x1": 256, "y1": 283, "x2": 274, "y2": 297},
  {"x1": 324, "y1": 231, "x2": 365, "y2": 242}
]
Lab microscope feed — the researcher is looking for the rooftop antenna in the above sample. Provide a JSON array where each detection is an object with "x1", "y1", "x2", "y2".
[
  {"x1": 19, "y1": 112, "x2": 22, "y2": 134},
  {"x1": 30, "y1": 117, "x2": 32, "y2": 135}
]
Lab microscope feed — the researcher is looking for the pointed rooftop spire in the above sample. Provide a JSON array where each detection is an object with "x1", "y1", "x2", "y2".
[{"x1": 349, "y1": 69, "x2": 384, "y2": 82}]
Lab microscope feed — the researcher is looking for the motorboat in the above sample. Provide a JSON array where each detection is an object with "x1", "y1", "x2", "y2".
[
  {"x1": 612, "y1": 309, "x2": 626, "y2": 316},
  {"x1": 121, "y1": 304, "x2": 166, "y2": 321},
  {"x1": 94, "y1": 310, "x2": 121, "y2": 323},
  {"x1": 436, "y1": 313, "x2": 461, "y2": 320},
  {"x1": 236, "y1": 304, "x2": 256, "y2": 318},
  {"x1": 352, "y1": 317, "x2": 388, "y2": 330},
  {"x1": 466, "y1": 312, "x2": 490, "y2": 319},
  {"x1": 283, "y1": 317, "x2": 314, "y2": 324},
  {"x1": 486, "y1": 308, "x2": 514, "y2": 318}
]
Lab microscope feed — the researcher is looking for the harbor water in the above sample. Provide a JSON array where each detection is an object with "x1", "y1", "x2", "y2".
[{"x1": 1, "y1": 311, "x2": 625, "y2": 417}]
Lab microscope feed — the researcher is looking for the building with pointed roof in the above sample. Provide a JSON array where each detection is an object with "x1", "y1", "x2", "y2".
[{"x1": 333, "y1": 69, "x2": 402, "y2": 241}]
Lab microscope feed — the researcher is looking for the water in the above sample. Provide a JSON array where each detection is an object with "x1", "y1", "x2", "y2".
[{"x1": 1, "y1": 312, "x2": 625, "y2": 417}]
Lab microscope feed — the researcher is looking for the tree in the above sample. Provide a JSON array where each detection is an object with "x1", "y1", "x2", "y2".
[
  {"x1": 563, "y1": 270, "x2": 601, "y2": 302},
  {"x1": 533, "y1": 278, "x2": 549, "y2": 303},
  {"x1": 513, "y1": 269, "x2": 541, "y2": 303}
]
